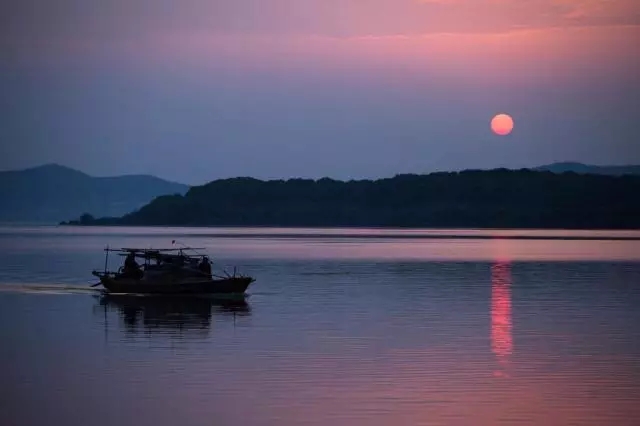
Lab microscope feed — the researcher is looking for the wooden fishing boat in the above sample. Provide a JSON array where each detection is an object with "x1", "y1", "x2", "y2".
[{"x1": 91, "y1": 246, "x2": 255, "y2": 295}]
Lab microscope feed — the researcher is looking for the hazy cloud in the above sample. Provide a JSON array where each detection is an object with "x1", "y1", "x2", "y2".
[{"x1": 2, "y1": 0, "x2": 639, "y2": 45}]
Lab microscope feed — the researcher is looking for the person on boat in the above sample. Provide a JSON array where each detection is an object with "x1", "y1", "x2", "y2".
[
  {"x1": 124, "y1": 252, "x2": 138, "y2": 269},
  {"x1": 199, "y1": 256, "x2": 212, "y2": 276},
  {"x1": 123, "y1": 251, "x2": 143, "y2": 279}
]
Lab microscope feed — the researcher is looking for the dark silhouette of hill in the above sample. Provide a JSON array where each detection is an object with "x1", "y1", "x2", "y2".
[
  {"x1": 67, "y1": 169, "x2": 640, "y2": 229},
  {"x1": 0, "y1": 164, "x2": 189, "y2": 223},
  {"x1": 535, "y1": 162, "x2": 640, "y2": 176}
]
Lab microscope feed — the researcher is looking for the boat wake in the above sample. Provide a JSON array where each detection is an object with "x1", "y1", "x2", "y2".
[{"x1": 0, "y1": 283, "x2": 101, "y2": 295}]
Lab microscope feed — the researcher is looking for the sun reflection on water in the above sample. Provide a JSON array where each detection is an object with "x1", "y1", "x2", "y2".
[{"x1": 491, "y1": 260, "x2": 512, "y2": 377}]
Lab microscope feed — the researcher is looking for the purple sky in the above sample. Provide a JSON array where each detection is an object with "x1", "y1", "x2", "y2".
[{"x1": 1, "y1": 1, "x2": 639, "y2": 184}]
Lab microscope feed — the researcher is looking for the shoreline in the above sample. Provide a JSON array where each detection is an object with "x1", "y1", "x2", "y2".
[{"x1": 10, "y1": 224, "x2": 640, "y2": 241}]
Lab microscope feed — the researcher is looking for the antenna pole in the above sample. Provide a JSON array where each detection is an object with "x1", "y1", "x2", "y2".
[{"x1": 104, "y1": 245, "x2": 109, "y2": 274}]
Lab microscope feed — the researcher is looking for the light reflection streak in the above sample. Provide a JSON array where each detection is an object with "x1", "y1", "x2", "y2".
[{"x1": 491, "y1": 260, "x2": 512, "y2": 377}]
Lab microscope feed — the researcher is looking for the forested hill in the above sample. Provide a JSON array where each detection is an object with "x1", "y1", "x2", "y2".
[
  {"x1": 536, "y1": 162, "x2": 640, "y2": 176},
  {"x1": 65, "y1": 169, "x2": 640, "y2": 229}
]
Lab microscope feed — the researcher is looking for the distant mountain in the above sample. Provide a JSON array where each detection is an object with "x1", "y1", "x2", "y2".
[
  {"x1": 535, "y1": 162, "x2": 640, "y2": 176},
  {"x1": 0, "y1": 164, "x2": 189, "y2": 223}
]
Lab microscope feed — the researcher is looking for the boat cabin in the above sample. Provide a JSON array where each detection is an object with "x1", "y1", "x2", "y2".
[{"x1": 105, "y1": 247, "x2": 212, "y2": 281}]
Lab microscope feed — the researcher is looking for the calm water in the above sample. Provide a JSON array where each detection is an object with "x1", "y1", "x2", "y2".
[{"x1": 1, "y1": 226, "x2": 640, "y2": 426}]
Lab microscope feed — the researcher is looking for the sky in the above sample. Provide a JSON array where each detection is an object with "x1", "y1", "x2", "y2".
[{"x1": 1, "y1": 0, "x2": 639, "y2": 184}]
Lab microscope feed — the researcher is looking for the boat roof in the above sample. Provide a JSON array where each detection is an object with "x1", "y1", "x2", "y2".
[
  {"x1": 106, "y1": 247, "x2": 206, "y2": 253},
  {"x1": 106, "y1": 247, "x2": 209, "y2": 260}
]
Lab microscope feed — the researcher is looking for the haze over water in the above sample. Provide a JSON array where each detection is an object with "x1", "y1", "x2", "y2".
[{"x1": 1, "y1": 226, "x2": 640, "y2": 426}]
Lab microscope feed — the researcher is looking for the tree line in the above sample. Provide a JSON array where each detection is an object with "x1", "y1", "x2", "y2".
[{"x1": 62, "y1": 169, "x2": 640, "y2": 229}]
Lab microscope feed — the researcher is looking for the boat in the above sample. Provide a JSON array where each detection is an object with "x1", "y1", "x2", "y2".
[{"x1": 91, "y1": 246, "x2": 255, "y2": 295}]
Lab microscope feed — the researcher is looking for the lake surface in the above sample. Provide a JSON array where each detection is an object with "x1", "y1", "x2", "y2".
[{"x1": 1, "y1": 226, "x2": 640, "y2": 426}]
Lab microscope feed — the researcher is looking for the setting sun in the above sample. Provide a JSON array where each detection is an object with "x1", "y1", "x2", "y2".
[{"x1": 491, "y1": 114, "x2": 514, "y2": 136}]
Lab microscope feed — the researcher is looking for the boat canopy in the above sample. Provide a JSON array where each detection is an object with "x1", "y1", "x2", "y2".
[{"x1": 104, "y1": 247, "x2": 208, "y2": 261}]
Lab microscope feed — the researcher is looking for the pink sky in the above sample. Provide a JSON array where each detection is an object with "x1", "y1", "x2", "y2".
[
  {"x1": 3, "y1": 1, "x2": 638, "y2": 57},
  {"x1": 3, "y1": 0, "x2": 638, "y2": 87}
]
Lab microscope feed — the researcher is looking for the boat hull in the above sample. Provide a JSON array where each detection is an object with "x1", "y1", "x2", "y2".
[{"x1": 98, "y1": 276, "x2": 254, "y2": 295}]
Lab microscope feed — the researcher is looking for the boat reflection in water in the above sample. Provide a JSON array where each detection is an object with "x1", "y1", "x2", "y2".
[
  {"x1": 491, "y1": 260, "x2": 512, "y2": 377},
  {"x1": 95, "y1": 294, "x2": 251, "y2": 337}
]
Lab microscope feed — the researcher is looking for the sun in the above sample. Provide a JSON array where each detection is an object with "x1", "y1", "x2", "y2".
[{"x1": 491, "y1": 114, "x2": 514, "y2": 136}]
